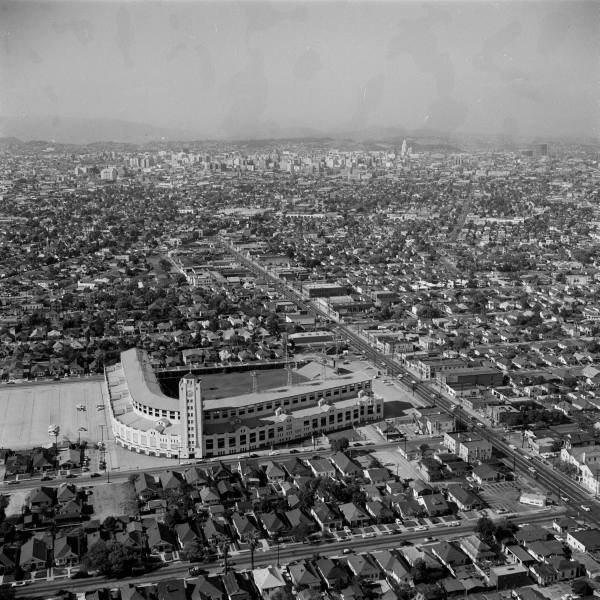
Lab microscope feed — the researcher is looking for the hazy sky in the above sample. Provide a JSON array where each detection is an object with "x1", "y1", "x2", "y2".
[{"x1": 1, "y1": 0, "x2": 598, "y2": 139}]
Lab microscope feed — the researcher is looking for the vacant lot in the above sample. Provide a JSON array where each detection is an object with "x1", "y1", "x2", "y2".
[
  {"x1": 0, "y1": 380, "x2": 109, "y2": 449},
  {"x1": 89, "y1": 481, "x2": 138, "y2": 521}
]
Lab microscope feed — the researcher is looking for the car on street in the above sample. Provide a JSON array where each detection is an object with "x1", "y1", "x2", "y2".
[
  {"x1": 581, "y1": 505, "x2": 591, "y2": 512},
  {"x1": 90, "y1": 472, "x2": 102, "y2": 478},
  {"x1": 343, "y1": 548, "x2": 353, "y2": 554}
]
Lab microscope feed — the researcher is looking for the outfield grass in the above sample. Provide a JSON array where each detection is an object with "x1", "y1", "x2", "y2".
[{"x1": 163, "y1": 368, "x2": 310, "y2": 400}]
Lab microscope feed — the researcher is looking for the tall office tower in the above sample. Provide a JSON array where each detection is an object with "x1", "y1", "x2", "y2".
[
  {"x1": 536, "y1": 143, "x2": 549, "y2": 156},
  {"x1": 179, "y1": 374, "x2": 204, "y2": 459},
  {"x1": 401, "y1": 139, "x2": 407, "y2": 157}
]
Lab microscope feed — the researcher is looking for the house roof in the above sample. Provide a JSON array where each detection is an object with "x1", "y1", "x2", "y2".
[
  {"x1": 340, "y1": 502, "x2": 370, "y2": 522},
  {"x1": 431, "y1": 541, "x2": 467, "y2": 565},
  {"x1": 252, "y1": 566, "x2": 286, "y2": 591},
  {"x1": 345, "y1": 554, "x2": 379, "y2": 576},
  {"x1": 330, "y1": 452, "x2": 362, "y2": 474},
  {"x1": 289, "y1": 562, "x2": 320, "y2": 587}
]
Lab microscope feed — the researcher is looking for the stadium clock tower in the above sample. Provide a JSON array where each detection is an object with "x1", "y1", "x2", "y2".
[{"x1": 178, "y1": 373, "x2": 204, "y2": 459}]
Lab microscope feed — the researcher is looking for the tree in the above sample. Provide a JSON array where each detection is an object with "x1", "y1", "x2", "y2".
[
  {"x1": 83, "y1": 540, "x2": 111, "y2": 574},
  {"x1": 411, "y1": 558, "x2": 427, "y2": 583},
  {"x1": 270, "y1": 589, "x2": 293, "y2": 600},
  {"x1": 331, "y1": 437, "x2": 350, "y2": 452},
  {"x1": 185, "y1": 538, "x2": 205, "y2": 563},
  {"x1": 571, "y1": 578, "x2": 591, "y2": 596},
  {"x1": 243, "y1": 534, "x2": 260, "y2": 570},
  {"x1": 266, "y1": 314, "x2": 280, "y2": 336},
  {"x1": 475, "y1": 516, "x2": 496, "y2": 543},
  {"x1": 0, "y1": 584, "x2": 15, "y2": 600},
  {"x1": 83, "y1": 540, "x2": 135, "y2": 577},
  {"x1": 102, "y1": 516, "x2": 120, "y2": 539}
]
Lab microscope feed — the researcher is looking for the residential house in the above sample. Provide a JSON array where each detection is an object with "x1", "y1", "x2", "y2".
[
  {"x1": 365, "y1": 501, "x2": 395, "y2": 524},
  {"x1": 188, "y1": 575, "x2": 225, "y2": 600},
  {"x1": 340, "y1": 502, "x2": 371, "y2": 528},
  {"x1": 285, "y1": 508, "x2": 316, "y2": 536},
  {"x1": 184, "y1": 467, "x2": 210, "y2": 489},
  {"x1": 54, "y1": 533, "x2": 84, "y2": 567},
  {"x1": 547, "y1": 557, "x2": 580, "y2": 581},
  {"x1": 446, "y1": 485, "x2": 483, "y2": 511},
  {"x1": 370, "y1": 550, "x2": 411, "y2": 585},
  {"x1": 330, "y1": 452, "x2": 363, "y2": 478},
  {"x1": 458, "y1": 535, "x2": 496, "y2": 563},
  {"x1": 19, "y1": 537, "x2": 49, "y2": 572},
  {"x1": 345, "y1": 554, "x2": 381, "y2": 581},
  {"x1": 472, "y1": 463, "x2": 503, "y2": 484},
  {"x1": 147, "y1": 521, "x2": 177, "y2": 554},
  {"x1": 263, "y1": 462, "x2": 286, "y2": 484},
  {"x1": 430, "y1": 541, "x2": 469, "y2": 571},
  {"x1": 159, "y1": 470, "x2": 186, "y2": 491},
  {"x1": 175, "y1": 522, "x2": 199, "y2": 550},
  {"x1": 526, "y1": 540, "x2": 565, "y2": 563},
  {"x1": 314, "y1": 557, "x2": 350, "y2": 590},
  {"x1": 56, "y1": 483, "x2": 78, "y2": 505},
  {"x1": 157, "y1": 579, "x2": 187, "y2": 600},
  {"x1": 134, "y1": 472, "x2": 161, "y2": 502},
  {"x1": 529, "y1": 563, "x2": 558, "y2": 587},
  {"x1": 200, "y1": 487, "x2": 221, "y2": 506},
  {"x1": 28, "y1": 486, "x2": 55, "y2": 511},
  {"x1": 364, "y1": 467, "x2": 391, "y2": 485},
  {"x1": 252, "y1": 566, "x2": 287, "y2": 600},
  {"x1": 231, "y1": 513, "x2": 260, "y2": 541},
  {"x1": 311, "y1": 503, "x2": 343, "y2": 531},
  {"x1": 58, "y1": 448, "x2": 81, "y2": 469},
  {"x1": 307, "y1": 458, "x2": 336, "y2": 479},
  {"x1": 421, "y1": 494, "x2": 450, "y2": 517},
  {"x1": 221, "y1": 571, "x2": 252, "y2": 600},
  {"x1": 259, "y1": 512, "x2": 288, "y2": 538},
  {"x1": 288, "y1": 561, "x2": 321, "y2": 591}
]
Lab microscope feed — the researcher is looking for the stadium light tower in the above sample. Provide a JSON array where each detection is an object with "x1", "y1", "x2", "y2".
[{"x1": 48, "y1": 424, "x2": 60, "y2": 467}]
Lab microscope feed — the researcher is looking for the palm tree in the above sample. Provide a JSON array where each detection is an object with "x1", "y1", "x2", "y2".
[
  {"x1": 243, "y1": 534, "x2": 259, "y2": 571},
  {"x1": 220, "y1": 541, "x2": 230, "y2": 574}
]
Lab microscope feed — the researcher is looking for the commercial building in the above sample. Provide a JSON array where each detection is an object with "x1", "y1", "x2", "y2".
[
  {"x1": 443, "y1": 432, "x2": 493, "y2": 463},
  {"x1": 105, "y1": 348, "x2": 381, "y2": 459},
  {"x1": 488, "y1": 564, "x2": 530, "y2": 590}
]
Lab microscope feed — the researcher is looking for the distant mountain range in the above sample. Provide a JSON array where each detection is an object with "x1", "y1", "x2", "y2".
[
  {"x1": 0, "y1": 115, "x2": 464, "y2": 152},
  {"x1": 0, "y1": 116, "x2": 197, "y2": 145},
  {"x1": 0, "y1": 114, "x2": 591, "y2": 150}
]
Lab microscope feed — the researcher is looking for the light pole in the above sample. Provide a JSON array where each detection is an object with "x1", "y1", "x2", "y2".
[
  {"x1": 78, "y1": 427, "x2": 87, "y2": 447},
  {"x1": 48, "y1": 424, "x2": 60, "y2": 469},
  {"x1": 99, "y1": 425, "x2": 108, "y2": 481},
  {"x1": 275, "y1": 535, "x2": 281, "y2": 567}
]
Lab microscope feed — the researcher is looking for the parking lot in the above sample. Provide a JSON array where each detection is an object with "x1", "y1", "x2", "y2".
[{"x1": 0, "y1": 380, "x2": 109, "y2": 450}]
